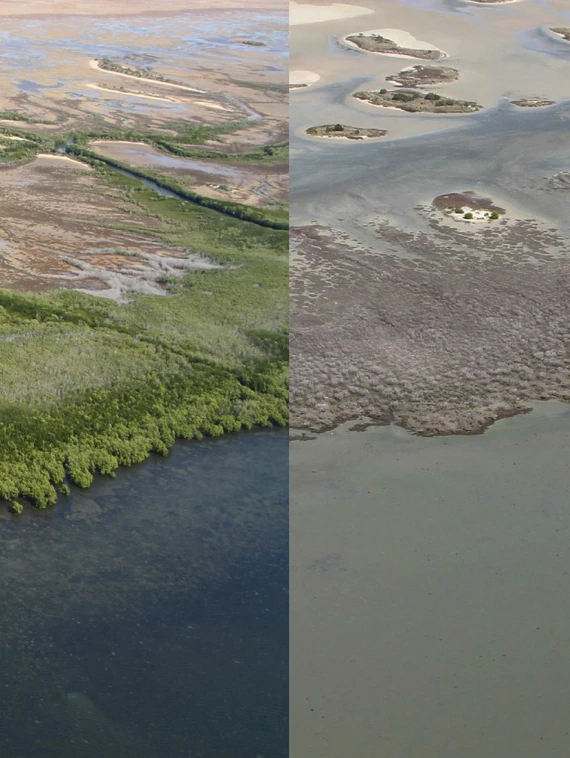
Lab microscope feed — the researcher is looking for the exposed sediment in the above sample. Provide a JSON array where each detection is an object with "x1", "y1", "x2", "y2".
[{"x1": 291, "y1": 216, "x2": 570, "y2": 436}]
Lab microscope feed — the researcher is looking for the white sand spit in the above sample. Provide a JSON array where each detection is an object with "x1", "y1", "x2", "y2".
[
  {"x1": 290, "y1": 70, "x2": 321, "y2": 87},
  {"x1": 35, "y1": 154, "x2": 93, "y2": 169},
  {"x1": 290, "y1": 1, "x2": 373, "y2": 25},
  {"x1": 192, "y1": 100, "x2": 231, "y2": 111},
  {"x1": 88, "y1": 60, "x2": 206, "y2": 94}
]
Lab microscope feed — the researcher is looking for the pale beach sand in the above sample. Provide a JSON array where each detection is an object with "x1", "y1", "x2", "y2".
[
  {"x1": 35, "y1": 154, "x2": 93, "y2": 169},
  {"x1": 290, "y1": 1, "x2": 373, "y2": 25},
  {"x1": 290, "y1": 70, "x2": 322, "y2": 87},
  {"x1": 192, "y1": 101, "x2": 232, "y2": 111}
]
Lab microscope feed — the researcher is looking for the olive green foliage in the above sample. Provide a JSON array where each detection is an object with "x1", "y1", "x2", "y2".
[
  {"x1": 67, "y1": 145, "x2": 288, "y2": 229},
  {"x1": 0, "y1": 152, "x2": 288, "y2": 508}
]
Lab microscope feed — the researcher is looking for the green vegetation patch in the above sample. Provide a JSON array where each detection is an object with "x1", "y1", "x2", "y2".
[{"x1": 0, "y1": 157, "x2": 288, "y2": 509}]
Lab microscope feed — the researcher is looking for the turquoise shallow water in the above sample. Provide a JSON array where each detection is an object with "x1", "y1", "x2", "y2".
[
  {"x1": 291, "y1": 403, "x2": 570, "y2": 757},
  {"x1": 0, "y1": 429, "x2": 288, "y2": 757}
]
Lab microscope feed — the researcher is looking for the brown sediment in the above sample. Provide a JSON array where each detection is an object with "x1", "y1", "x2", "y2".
[{"x1": 291, "y1": 217, "x2": 570, "y2": 437}]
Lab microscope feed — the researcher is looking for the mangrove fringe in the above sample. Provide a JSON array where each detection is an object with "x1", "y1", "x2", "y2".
[
  {"x1": 0, "y1": 360, "x2": 288, "y2": 509},
  {"x1": 67, "y1": 146, "x2": 289, "y2": 230}
]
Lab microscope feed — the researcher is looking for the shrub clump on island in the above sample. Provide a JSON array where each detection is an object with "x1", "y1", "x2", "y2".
[
  {"x1": 386, "y1": 65, "x2": 459, "y2": 88},
  {"x1": 353, "y1": 89, "x2": 481, "y2": 113},
  {"x1": 434, "y1": 191, "x2": 506, "y2": 222},
  {"x1": 305, "y1": 124, "x2": 387, "y2": 140},
  {"x1": 344, "y1": 32, "x2": 445, "y2": 60}
]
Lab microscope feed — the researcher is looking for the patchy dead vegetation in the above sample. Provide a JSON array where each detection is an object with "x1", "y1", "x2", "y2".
[{"x1": 291, "y1": 216, "x2": 570, "y2": 435}]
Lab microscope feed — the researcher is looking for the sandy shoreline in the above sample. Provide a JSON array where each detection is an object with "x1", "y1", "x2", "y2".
[{"x1": 290, "y1": 70, "x2": 322, "y2": 87}]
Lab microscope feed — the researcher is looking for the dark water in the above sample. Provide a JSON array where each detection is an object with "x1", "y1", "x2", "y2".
[{"x1": 0, "y1": 429, "x2": 288, "y2": 757}]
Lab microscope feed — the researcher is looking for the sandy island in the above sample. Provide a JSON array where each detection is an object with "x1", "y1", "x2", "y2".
[
  {"x1": 290, "y1": 1, "x2": 373, "y2": 25},
  {"x1": 305, "y1": 124, "x2": 387, "y2": 140},
  {"x1": 547, "y1": 27, "x2": 570, "y2": 44},
  {"x1": 387, "y1": 64, "x2": 458, "y2": 88},
  {"x1": 89, "y1": 60, "x2": 206, "y2": 94},
  {"x1": 290, "y1": 70, "x2": 322, "y2": 89},
  {"x1": 511, "y1": 98, "x2": 555, "y2": 108},
  {"x1": 434, "y1": 192, "x2": 506, "y2": 222},
  {"x1": 86, "y1": 83, "x2": 180, "y2": 103},
  {"x1": 342, "y1": 29, "x2": 447, "y2": 59},
  {"x1": 353, "y1": 88, "x2": 481, "y2": 114}
]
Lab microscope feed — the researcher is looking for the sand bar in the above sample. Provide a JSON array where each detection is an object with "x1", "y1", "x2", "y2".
[
  {"x1": 86, "y1": 83, "x2": 180, "y2": 103},
  {"x1": 290, "y1": 1, "x2": 373, "y2": 25},
  {"x1": 89, "y1": 60, "x2": 206, "y2": 94}
]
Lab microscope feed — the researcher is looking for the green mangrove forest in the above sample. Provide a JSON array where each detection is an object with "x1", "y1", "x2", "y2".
[{"x1": 0, "y1": 117, "x2": 289, "y2": 511}]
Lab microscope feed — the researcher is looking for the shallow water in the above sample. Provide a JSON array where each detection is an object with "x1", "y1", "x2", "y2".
[
  {"x1": 91, "y1": 141, "x2": 251, "y2": 179},
  {"x1": 0, "y1": 429, "x2": 288, "y2": 757},
  {"x1": 291, "y1": 403, "x2": 570, "y2": 757},
  {"x1": 292, "y1": 98, "x2": 570, "y2": 242}
]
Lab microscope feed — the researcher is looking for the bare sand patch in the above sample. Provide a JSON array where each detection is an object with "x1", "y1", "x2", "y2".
[
  {"x1": 35, "y1": 154, "x2": 93, "y2": 169},
  {"x1": 192, "y1": 100, "x2": 232, "y2": 111},
  {"x1": 290, "y1": 70, "x2": 322, "y2": 88},
  {"x1": 290, "y1": 1, "x2": 373, "y2": 25},
  {"x1": 0, "y1": 0, "x2": 284, "y2": 17}
]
